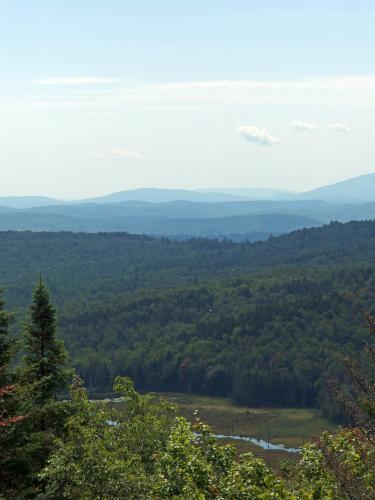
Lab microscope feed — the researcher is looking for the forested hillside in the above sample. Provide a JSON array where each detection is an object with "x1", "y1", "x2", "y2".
[
  {"x1": 0, "y1": 220, "x2": 374, "y2": 414},
  {"x1": 0, "y1": 220, "x2": 374, "y2": 305},
  {"x1": 64, "y1": 265, "x2": 374, "y2": 414}
]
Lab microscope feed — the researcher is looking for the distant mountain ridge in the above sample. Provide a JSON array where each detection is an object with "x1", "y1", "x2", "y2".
[
  {"x1": 0, "y1": 173, "x2": 373, "y2": 238},
  {"x1": 297, "y1": 173, "x2": 375, "y2": 202},
  {"x1": 0, "y1": 173, "x2": 374, "y2": 209},
  {"x1": 0, "y1": 196, "x2": 63, "y2": 209},
  {"x1": 84, "y1": 188, "x2": 253, "y2": 204}
]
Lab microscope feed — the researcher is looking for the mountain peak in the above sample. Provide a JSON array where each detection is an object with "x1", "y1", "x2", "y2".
[{"x1": 299, "y1": 173, "x2": 375, "y2": 202}]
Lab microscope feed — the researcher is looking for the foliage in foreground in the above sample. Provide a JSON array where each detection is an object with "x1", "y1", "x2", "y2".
[
  {"x1": 39, "y1": 313, "x2": 375, "y2": 499},
  {"x1": 41, "y1": 374, "x2": 375, "y2": 499},
  {"x1": 41, "y1": 376, "x2": 295, "y2": 499},
  {"x1": 1, "y1": 281, "x2": 374, "y2": 498}
]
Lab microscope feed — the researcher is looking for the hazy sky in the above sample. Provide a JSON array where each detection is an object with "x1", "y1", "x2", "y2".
[{"x1": 1, "y1": 1, "x2": 375, "y2": 198}]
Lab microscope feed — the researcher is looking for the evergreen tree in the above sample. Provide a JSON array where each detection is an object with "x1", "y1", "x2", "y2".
[
  {"x1": 15, "y1": 278, "x2": 72, "y2": 494},
  {"x1": 19, "y1": 277, "x2": 70, "y2": 405}
]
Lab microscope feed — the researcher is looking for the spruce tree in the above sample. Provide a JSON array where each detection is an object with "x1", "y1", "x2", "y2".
[
  {"x1": 15, "y1": 278, "x2": 71, "y2": 494},
  {"x1": 19, "y1": 277, "x2": 69, "y2": 405}
]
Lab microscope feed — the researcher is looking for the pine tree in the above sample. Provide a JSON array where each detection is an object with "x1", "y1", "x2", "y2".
[
  {"x1": 14, "y1": 278, "x2": 72, "y2": 494},
  {"x1": 19, "y1": 277, "x2": 70, "y2": 405}
]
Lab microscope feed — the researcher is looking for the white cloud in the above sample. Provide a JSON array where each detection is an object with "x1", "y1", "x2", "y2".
[
  {"x1": 92, "y1": 147, "x2": 144, "y2": 161},
  {"x1": 34, "y1": 77, "x2": 120, "y2": 86},
  {"x1": 237, "y1": 125, "x2": 281, "y2": 146},
  {"x1": 293, "y1": 121, "x2": 319, "y2": 132},
  {"x1": 330, "y1": 123, "x2": 351, "y2": 133}
]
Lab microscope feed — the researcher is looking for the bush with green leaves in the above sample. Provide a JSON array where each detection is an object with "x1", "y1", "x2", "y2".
[
  {"x1": 41, "y1": 376, "x2": 299, "y2": 499},
  {"x1": 40, "y1": 376, "x2": 176, "y2": 498}
]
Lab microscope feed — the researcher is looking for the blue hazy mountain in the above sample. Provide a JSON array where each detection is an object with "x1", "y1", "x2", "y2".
[
  {"x1": 196, "y1": 187, "x2": 299, "y2": 199},
  {"x1": 0, "y1": 211, "x2": 320, "y2": 238},
  {"x1": 0, "y1": 198, "x2": 374, "y2": 238},
  {"x1": 25, "y1": 199, "x2": 331, "y2": 219},
  {"x1": 84, "y1": 188, "x2": 253, "y2": 204},
  {"x1": 298, "y1": 173, "x2": 375, "y2": 202},
  {"x1": 20, "y1": 198, "x2": 375, "y2": 223},
  {"x1": 0, "y1": 173, "x2": 374, "y2": 209},
  {"x1": 0, "y1": 174, "x2": 373, "y2": 237},
  {"x1": 82, "y1": 174, "x2": 375, "y2": 204},
  {"x1": 0, "y1": 205, "x2": 18, "y2": 213},
  {"x1": 0, "y1": 196, "x2": 63, "y2": 209}
]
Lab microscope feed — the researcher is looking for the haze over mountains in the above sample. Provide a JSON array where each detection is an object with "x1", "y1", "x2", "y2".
[{"x1": 0, "y1": 173, "x2": 374, "y2": 239}]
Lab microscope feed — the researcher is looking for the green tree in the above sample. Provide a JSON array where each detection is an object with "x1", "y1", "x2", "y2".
[
  {"x1": 19, "y1": 277, "x2": 70, "y2": 406},
  {"x1": 15, "y1": 278, "x2": 72, "y2": 495},
  {"x1": 40, "y1": 376, "x2": 176, "y2": 499},
  {"x1": 152, "y1": 417, "x2": 293, "y2": 499}
]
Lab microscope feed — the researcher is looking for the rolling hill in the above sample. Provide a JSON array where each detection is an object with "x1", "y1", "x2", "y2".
[{"x1": 0, "y1": 220, "x2": 374, "y2": 412}]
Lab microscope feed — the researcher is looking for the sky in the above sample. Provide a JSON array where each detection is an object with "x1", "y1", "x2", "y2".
[{"x1": 1, "y1": 0, "x2": 375, "y2": 198}]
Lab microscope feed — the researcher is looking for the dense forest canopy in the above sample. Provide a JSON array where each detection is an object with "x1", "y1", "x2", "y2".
[
  {"x1": 0, "y1": 220, "x2": 374, "y2": 305},
  {"x1": 0, "y1": 220, "x2": 374, "y2": 415}
]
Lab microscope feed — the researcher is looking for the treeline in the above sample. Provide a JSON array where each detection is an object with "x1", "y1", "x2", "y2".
[{"x1": 1, "y1": 280, "x2": 375, "y2": 498}]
